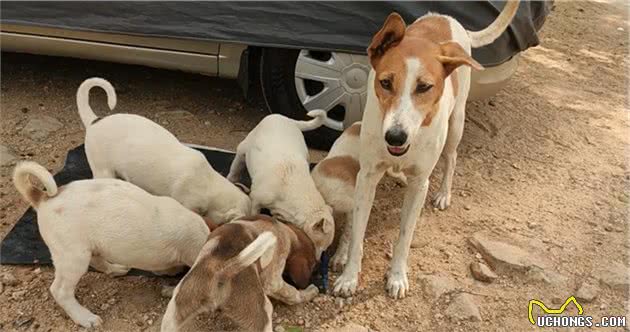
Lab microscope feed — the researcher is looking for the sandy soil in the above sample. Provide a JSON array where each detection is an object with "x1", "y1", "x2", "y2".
[{"x1": 1, "y1": 1, "x2": 628, "y2": 331}]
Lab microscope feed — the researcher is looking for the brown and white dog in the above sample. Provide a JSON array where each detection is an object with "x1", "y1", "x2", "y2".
[
  {"x1": 77, "y1": 78, "x2": 251, "y2": 224},
  {"x1": 12, "y1": 161, "x2": 211, "y2": 328},
  {"x1": 333, "y1": 1, "x2": 521, "y2": 299},
  {"x1": 311, "y1": 122, "x2": 406, "y2": 271},
  {"x1": 160, "y1": 215, "x2": 319, "y2": 332}
]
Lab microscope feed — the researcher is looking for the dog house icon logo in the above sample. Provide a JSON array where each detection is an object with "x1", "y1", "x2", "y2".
[{"x1": 528, "y1": 296, "x2": 583, "y2": 325}]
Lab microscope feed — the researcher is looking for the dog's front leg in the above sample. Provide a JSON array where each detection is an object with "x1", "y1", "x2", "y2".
[
  {"x1": 387, "y1": 176, "x2": 429, "y2": 299},
  {"x1": 333, "y1": 167, "x2": 383, "y2": 297}
]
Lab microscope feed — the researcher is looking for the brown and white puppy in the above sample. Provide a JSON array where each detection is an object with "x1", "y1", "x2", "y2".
[
  {"x1": 161, "y1": 215, "x2": 319, "y2": 332},
  {"x1": 12, "y1": 161, "x2": 210, "y2": 328},
  {"x1": 311, "y1": 122, "x2": 406, "y2": 271},
  {"x1": 77, "y1": 77, "x2": 251, "y2": 224},
  {"x1": 334, "y1": 1, "x2": 521, "y2": 299}
]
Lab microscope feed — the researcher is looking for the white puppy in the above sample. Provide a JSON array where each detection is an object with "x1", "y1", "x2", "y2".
[
  {"x1": 77, "y1": 77, "x2": 251, "y2": 224},
  {"x1": 12, "y1": 161, "x2": 210, "y2": 328},
  {"x1": 227, "y1": 112, "x2": 334, "y2": 259},
  {"x1": 311, "y1": 122, "x2": 406, "y2": 271}
]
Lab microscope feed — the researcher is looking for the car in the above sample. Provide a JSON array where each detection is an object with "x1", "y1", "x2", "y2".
[{"x1": 0, "y1": 1, "x2": 552, "y2": 148}]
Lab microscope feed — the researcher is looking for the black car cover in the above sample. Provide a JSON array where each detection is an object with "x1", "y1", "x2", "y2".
[{"x1": 1, "y1": 1, "x2": 551, "y2": 66}]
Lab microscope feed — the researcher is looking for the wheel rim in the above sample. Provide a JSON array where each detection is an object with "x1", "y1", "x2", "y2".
[{"x1": 294, "y1": 50, "x2": 369, "y2": 131}]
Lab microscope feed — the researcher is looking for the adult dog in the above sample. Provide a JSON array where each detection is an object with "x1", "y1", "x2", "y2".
[{"x1": 333, "y1": 1, "x2": 520, "y2": 299}]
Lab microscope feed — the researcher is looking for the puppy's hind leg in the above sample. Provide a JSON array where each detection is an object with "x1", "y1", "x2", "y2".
[
  {"x1": 433, "y1": 101, "x2": 465, "y2": 210},
  {"x1": 90, "y1": 256, "x2": 130, "y2": 277},
  {"x1": 227, "y1": 145, "x2": 247, "y2": 183},
  {"x1": 50, "y1": 250, "x2": 103, "y2": 328}
]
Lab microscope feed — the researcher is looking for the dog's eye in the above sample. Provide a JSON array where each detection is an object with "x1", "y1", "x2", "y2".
[
  {"x1": 380, "y1": 79, "x2": 392, "y2": 91},
  {"x1": 415, "y1": 83, "x2": 433, "y2": 94}
]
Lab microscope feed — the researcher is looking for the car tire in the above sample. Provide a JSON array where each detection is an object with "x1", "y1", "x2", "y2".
[{"x1": 259, "y1": 48, "x2": 341, "y2": 150}]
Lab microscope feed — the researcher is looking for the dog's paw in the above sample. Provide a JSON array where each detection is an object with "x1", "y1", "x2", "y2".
[
  {"x1": 432, "y1": 191, "x2": 451, "y2": 210},
  {"x1": 75, "y1": 312, "x2": 103, "y2": 328},
  {"x1": 386, "y1": 270, "x2": 409, "y2": 299},
  {"x1": 387, "y1": 169, "x2": 408, "y2": 187},
  {"x1": 332, "y1": 272, "x2": 358, "y2": 298},
  {"x1": 106, "y1": 264, "x2": 130, "y2": 277},
  {"x1": 330, "y1": 250, "x2": 348, "y2": 272},
  {"x1": 303, "y1": 285, "x2": 320, "y2": 302}
]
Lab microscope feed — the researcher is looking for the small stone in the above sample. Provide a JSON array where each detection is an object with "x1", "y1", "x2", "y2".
[
  {"x1": 488, "y1": 100, "x2": 496, "y2": 107},
  {"x1": 108, "y1": 298, "x2": 116, "y2": 305},
  {"x1": 527, "y1": 221, "x2": 540, "y2": 229},
  {"x1": 12, "y1": 290, "x2": 27, "y2": 301},
  {"x1": 551, "y1": 297, "x2": 563, "y2": 305},
  {"x1": 575, "y1": 282, "x2": 599, "y2": 303},
  {"x1": 418, "y1": 274, "x2": 457, "y2": 299},
  {"x1": 525, "y1": 266, "x2": 568, "y2": 285},
  {"x1": 100, "y1": 303, "x2": 110, "y2": 311},
  {"x1": 604, "y1": 225, "x2": 613, "y2": 232},
  {"x1": 13, "y1": 316, "x2": 33, "y2": 328},
  {"x1": 32, "y1": 268, "x2": 42, "y2": 275},
  {"x1": 410, "y1": 238, "x2": 429, "y2": 249},
  {"x1": 598, "y1": 261, "x2": 629, "y2": 291},
  {"x1": 273, "y1": 326, "x2": 285, "y2": 332},
  {"x1": 445, "y1": 294, "x2": 481, "y2": 322},
  {"x1": 21, "y1": 107, "x2": 29, "y2": 113},
  {"x1": 470, "y1": 262, "x2": 498, "y2": 282},
  {"x1": 511, "y1": 163, "x2": 520, "y2": 170},
  {"x1": 335, "y1": 297, "x2": 345, "y2": 309},
  {"x1": 23, "y1": 116, "x2": 63, "y2": 140},
  {"x1": 464, "y1": 205, "x2": 471, "y2": 211},
  {"x1": 147, "y1": 319, "x2": 154, "y2": 326},
  {"x1": 332, "y1": 323, "x2": 370, "y2": 332},
  {"x1": 2, "y1": 273, "x2": 19, "y2": 286},
  {"x1": 204, "y1": 121, "x2": 211, "y2": 126},
  {"x1": 618, "y1": 27, "x2": 625, "y2": 32},
  {"x1": 0, "y1": 145, "x2": 17, "y2": 166}
]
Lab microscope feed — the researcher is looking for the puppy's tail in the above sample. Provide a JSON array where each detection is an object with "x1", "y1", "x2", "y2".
[
  {"x1": 13, "y1": 161, "x2": 58, "y2": 209},
  {"x1": 77, "y1": 77, "x2": 117, "y2": 128},
  {"x1": 218, "y1": 232, "x2": 277, "y2": 279},
  {"x1": 468, "y1": 0, "x2": 520, "y2": 48},
  {"x1": 293, "y1": 110, "x2": 327, "y2": 132}
]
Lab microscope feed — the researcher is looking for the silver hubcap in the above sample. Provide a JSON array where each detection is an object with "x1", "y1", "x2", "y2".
[{"x1": 294, "y1": 50, "x2": 369, "y2": 131}]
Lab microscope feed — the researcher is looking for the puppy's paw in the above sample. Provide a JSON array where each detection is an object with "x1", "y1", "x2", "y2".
[
  {"x1": 330, "y1": 251, "x2": 348, "y2": 272},
  {"x1": 386, "y1": 270, "x2": 409, "y2": 299},
  {"x1": 106, "y1": 264, "x2": 130, "y2": 277},
  {"x1": 303, "y1": 285, "x2": 319, "y2": 302},
  {"x1": 75, "y1": 312, "x2": 103, "y2": 328},
  {"x1": 432, "y1": 190, "x2": 451, "y2": 210},
  {"x1": 332, "y1": 272, "x2": 358, "y2": 298}
]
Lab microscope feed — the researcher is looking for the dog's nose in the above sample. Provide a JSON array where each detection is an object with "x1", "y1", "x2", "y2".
[{"x1": 385, "y1": 127, "x2": 408, "y2": 147}]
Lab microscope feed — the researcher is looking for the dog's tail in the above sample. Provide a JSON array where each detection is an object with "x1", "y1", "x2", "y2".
[
  {"x1": 77, "y1": 77, "x2": 117, "y2": 128},
  {"x1": 217, "y1": 232, "x2": 277, "y2": 279},
  {"x1": 13, "y1": 161, "x2": 58, "y2": 209},
  {"x1": 468, "y1": 0, "x2": 520, "y2": 48},
  {"x1": 293, "y1": 110, "x2": 327, "y2": 132}
]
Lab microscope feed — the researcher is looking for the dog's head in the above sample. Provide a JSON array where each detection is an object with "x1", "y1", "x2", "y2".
[
  {"x1": 285, "y1": 224, "x2": 318, "y2": 289},
  {"x1": 368, "y1": 13, "x2": 483, "y2": 157},
  {"x1": 303, "y1": 207, "x2": 334, "y2": 260}
]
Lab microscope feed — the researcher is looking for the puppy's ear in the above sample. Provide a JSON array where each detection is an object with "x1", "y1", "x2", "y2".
[
  {"x1": 286, "y1": 255, "x2": 313, "y2": 289},
  {"x1": 234, "y1": 182, "x2": 250, "y2": 194},
  {"x1": 368, "y1": 12, "x2": 406, "y2": 67},
  {"x1": 437, "y1": 41, "x2": 484, "y2": 76},
  {"x1": 313, "y1": 218, "x2": 334, "y2": 236}
]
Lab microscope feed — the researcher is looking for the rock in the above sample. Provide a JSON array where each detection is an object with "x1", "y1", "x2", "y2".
[
  {"x1": 470, "y1": 262, "x2": 498, "y2": 282},
  {"x1": 464, "y1": 205, "x2": 471, "y2": 211},
  {"x1": 575, "y1": 283, "x2": 599, "y2": 303},
  {"x1": 418, "y1": 274, "x2": 457, "y2": 299},
  {"x1": 273, "y1": 326, "x2": 285, "y2": 332},
  {"x1": 23, "y1": 116, "x2": 63, "y2": 140},
  {"x1": 468, "y1": 232, "x2": 548, "y2": 274},
  {"x1": 1, "y1": 273, "x2": 19, "y2": 286},
  {"x1": 527, "y1": 221, "x2": 540, "y2": 229},
  {"x1": 0, "y1": 145, "x2": 17, "y2": 166},
  {"x1": 445, "y1": 294, "x2": 481, "y2": 322},
  {"x1": 32, "y1": 268, "x2": 42, "y2": 275},
  {"x1": 598, "y1": 261, "x2": 629, "y2": 291},
  {"x1": 332, "y1": 323, "x2": 370, "y2": 332},
  {"x1": 410, "y1": 238, "x2": 429, "y2": 249},
  {"x1": 335, "y1": 297, "x2": 345, "y2": 309},
  {"x1": 13, "y1": 316, "x2": 33, "y2": 328},
  {"x1": 525, "y1": 266, "x2": 568, "y2": 285},
  {"x1": 12, "y1": 290, "x2": 27, "y2": 301}
]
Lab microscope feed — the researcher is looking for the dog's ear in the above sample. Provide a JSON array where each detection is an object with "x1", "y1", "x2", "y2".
[
  {"x1": 234, "y1": 182, "x2": 250, "y2": 194},
  {"x1": 286, "y1": 254, "x2": 313, "y2": 289},
  {"x1": 313, "y1": 218, "x2": 334, "y2": 236},
  {"x1": 437, "y1": 41, "x2": 484, "y2": 76},
  {"x1": 368, "y1": 12, "x2": 406, "y2": 67}
]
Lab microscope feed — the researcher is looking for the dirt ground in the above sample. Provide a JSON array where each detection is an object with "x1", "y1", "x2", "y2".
[{"x1": 1, "y1": 1, "x2": 628, "y2": 331}]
